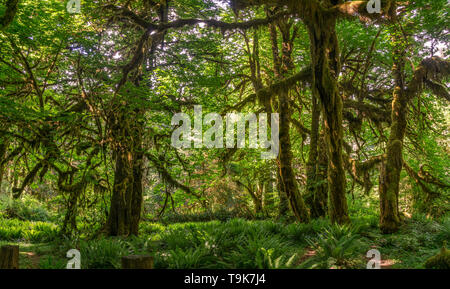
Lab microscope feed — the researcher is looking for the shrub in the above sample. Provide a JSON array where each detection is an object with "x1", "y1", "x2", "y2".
[
  {"x1": 255, "y1": 248, "x2": 299, "y2": 269},
  {"x1": 302, "y1": 224, "x2": 362, "y2": 269},
  {"x1": 79, "y1": 238, "x2": 128, "y2": 269},
  {"x1": 39, "y1": 255, "x2": 66, "y2": 269},
  {"x1": 0, "y1": 195, "x2": 50, "y2": 222},
  {"x1": 0, "y1": 218, "x2": 58, "y2": 242},
  {"x1": 436, "y1": 215, "x2": 450, "y2": 244},
  {"x1": 156, "y1": 247, "x2": 215, "y2": 269}
]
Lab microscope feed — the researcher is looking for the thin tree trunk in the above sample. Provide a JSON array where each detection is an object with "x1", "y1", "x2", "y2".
[
  {"x1": 61, "y1": 187, "x2": 82, "y2": 234},
  {"x1": 131, "y1": 148, "x2": 144, "y2": 235},
  {"x1": 252, "y1": 193, "x2": 263, "y2": 215},
  {"x1": 316, "y1": 133, "x2": 328, "y2": 216},
  {"x1": 0, "y1": 139, "x2": 7, "y2": 194},
  {"x1": 267, "y1": 14, "x2": 309, "y2": 222},
  {"x1": 305, "y1": 93, "x2": 328, "y2": 218},
  {"x1": 262, "y1": 172, "x2": 275, "y2": 215},
  {"x1": 276, "y1": 173, "x2": 289, "y2": 218},
  {"x1": 306, "y1": 122, "x2": 328, "y2": 218},
  {"x1": 278, "y1": 89, "x2": 310, "y2": 222}
]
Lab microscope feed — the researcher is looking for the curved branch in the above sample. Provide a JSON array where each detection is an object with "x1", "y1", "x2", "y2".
[
  {"x1": 146, "y1": 152, "x2": 201, "y2": 199},
  {"x1": 224, "y1": 66, "x2": 312, "y2": 112},
  {"x1": 105, "y1": 4, "x2": 291, "y2": 32}
]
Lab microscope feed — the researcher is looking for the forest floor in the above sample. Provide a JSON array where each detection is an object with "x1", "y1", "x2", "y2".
[{"x1": 1, "y1": 213, "x2": 448, "y2": 269}]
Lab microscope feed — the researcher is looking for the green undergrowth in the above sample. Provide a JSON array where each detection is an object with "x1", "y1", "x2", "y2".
[{"x1": 1, "y1": 214, "x2": 448, "y2": 269}]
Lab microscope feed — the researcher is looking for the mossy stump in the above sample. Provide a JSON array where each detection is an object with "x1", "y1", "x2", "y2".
[
  {"x1": 0, "y1": 245, "x2": 19, "y2": 269},
  {"x1": 121, "y1": 255, "x2": 154, "y2": 269},
  {"x1": 424, "y1": 246, "x2": 450, "y2": 269}
]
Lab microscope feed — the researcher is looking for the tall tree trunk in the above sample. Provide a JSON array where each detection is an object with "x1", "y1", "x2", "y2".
[
  {"x1": 107, "y1": 148, "x2": 143, "y2": 236},
  {"x1": 305, "y1": 6, "x2": 349, "y2": 224},
  {"x1": 316, "y1": 132, "x2": 328, "y2": 216},
  {"x1": 379, "y1": 20, "x2": 406, "y2": 234},
  {"x1": 305, "y1": 93, "x2": 328, "y2": 218},
  {"x1": 278, "y1": 89, "x2": 310, "y2": 222},
  {"x1": 106, "y1": 113, "x2": 144, "y2": 236},
  {"x1": 305, "y1": 92, "x2": 320, "y2": 193},
  {"x1": 262, "y1": 172, "x2": 275, "y2": 214},
  {"x1": 276, "y1": 173, "x2": 289, "y2": 218},
  {"x1": 131, "y1": 148, "x2": 144, "y2": 235},
  {"x1": 61, "y1": 185, "x2": 82, "y2": 235},
  {"x1": 306, "y1": 121, "x2": 328, "y2": 218},
  {"x1": 268, "y1": 15, "x2": 309, "y2": 222}
]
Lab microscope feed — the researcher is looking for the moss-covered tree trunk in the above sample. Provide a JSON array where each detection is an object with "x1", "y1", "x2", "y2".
[
  {"x1": 276, "y1": 175, "x2": 289, "y2": 217},
  {"x1": 61, "y1": 185, "x2": 82, "y2": 234},
  {"x1": 106, "y1": 113, "x2": 144, "y2": 236},
  {"x1": 306, "y1": 125, "x2": 328, "y2": 218},
  {"x1": 262, "y1": 173, "x2": 275, "y2": 213},
  {"x1": 278, "y1": 89, "x2": 310, "y2": 222},
  {"x1": 305, "y1": 91, "x2": 320, "y2": 195},
  {"x1": 252, "y1": 192, "x2": 263, "y2": 215},
  {"x1": 379, "y1": 21, "x2": 406, "y2": 234},
  {"x1": 305, "y1": 5, "x2": 349, "y2": 224},
  {"x1": 268, "y1": 14, "x2": 309, "y2": 222},
  {"x1": 0, "y1": 138, "x2": 7, "y2": 193},
  {"x1": 107, "y1": 146, "x2": 143, "y2": 236},
  {"x1": 305, "y1": 93, "x2": 328, "y2": 218},
  {"x1": 316, "y1": 132, "x2": 328, "y2": 214}
]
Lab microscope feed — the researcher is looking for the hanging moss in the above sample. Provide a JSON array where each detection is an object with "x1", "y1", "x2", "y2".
[{"x1": 303, "y1": 2, "x2": 350, "y2": 225}]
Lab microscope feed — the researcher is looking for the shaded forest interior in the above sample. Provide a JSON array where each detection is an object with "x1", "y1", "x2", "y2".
[{"x1": 0, "y1": 0, "x2": 449, "y2": 269}]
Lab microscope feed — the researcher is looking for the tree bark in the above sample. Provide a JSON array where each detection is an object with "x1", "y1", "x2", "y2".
[
  {"x1": 306, "y1": 126, "x2": 328, "y2": 218},
  {"x1": 379, "y1": 20, "x2": 406, "y2": 233},
  {"x1": 122, "y1": 255, "x2": 153, "y2": 269},
  {"x1": 107, "y1": 147, "x2": 143, "y2": 236},
  {"x1": 0, "y1": 245, "x2": 19, "y2": 269},
  {"x1": 316, "y1": 133, "x2": 328, "y2": 215},
  {"x1": 304, "y1": 5, "x2": 349, "y2": 224},
  {"x1": 276, "y1": 173, "x2": 289, "y2": 218},
  {"x1": 278, "y1": 89, "x2": 310, "y2": 222},
  {"x1": 0, "y1": 138, "x2": 7, "y2": 194},
  {"x1": 268, "y1": 15, "x2": 309, "y2": 222},
  {"x1": 262, "y1": 172, "x2": 275, "y2": 214},
  {"x1": 106, "y1": 112, "x2": 144, "y2": 237},
  {"x1": 305, "y1": 94, "x2": 328, "y2": 218}
]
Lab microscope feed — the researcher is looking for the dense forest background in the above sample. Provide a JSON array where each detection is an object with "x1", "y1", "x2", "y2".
[{"x1": 0, "y1": 0, "x2": 449, "y2": 269}]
